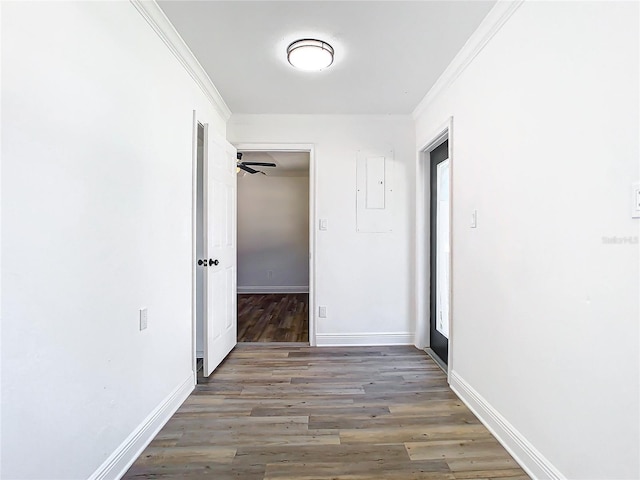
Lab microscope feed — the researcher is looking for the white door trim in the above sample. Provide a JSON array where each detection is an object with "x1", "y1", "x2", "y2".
[
  {"x1": 234, "y1": 143, "x2": 317, "y2": 346},
  {"x1": 190, "y1": 111, "x2": 199, "y2": 383},
  {"x1": 415, "y1": 117, "x2": 454, "y2": 379}
]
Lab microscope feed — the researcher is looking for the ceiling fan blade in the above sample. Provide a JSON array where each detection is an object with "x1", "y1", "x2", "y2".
[
  {"x1": 238, "y1": 164, "x2": 259, "y2": 174},
  {"x1": 242, "y1": 162, "x2": 276, "y2": 167}
]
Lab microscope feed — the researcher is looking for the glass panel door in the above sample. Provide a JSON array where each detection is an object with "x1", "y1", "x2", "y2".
[
  {"x1": 429, "y1": 140, "x2": 449, "y2": 365},
  {"x1": 436, "y1": 159, "x2": 450, "y2": 339}
]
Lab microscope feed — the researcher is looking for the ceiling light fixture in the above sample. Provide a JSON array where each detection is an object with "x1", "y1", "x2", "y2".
[{"x1": 287, "y1": 39, "x2": 334, "y2": 71}]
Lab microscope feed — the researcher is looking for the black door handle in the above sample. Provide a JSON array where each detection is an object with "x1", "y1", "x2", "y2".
[
  {"x1": 209, "y1": 259, "x2": 219, "y2": 266},
  {"x1": 197, "y1": 259, "x2": 205, "y2": 266}
]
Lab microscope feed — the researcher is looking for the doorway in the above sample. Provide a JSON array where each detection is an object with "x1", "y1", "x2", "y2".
[
  {"x1": 429, "y1": 140, "x2": 450, "y2": 365},
  {"x1": 236, "y1": 150, "x2": 310, "y2": 342},
  {"x1": 415, "y1": 118, "x2": 453, "y2": 374},
  {"x1": 234, "y1": 144, "x2": 316, "y2": 345}
]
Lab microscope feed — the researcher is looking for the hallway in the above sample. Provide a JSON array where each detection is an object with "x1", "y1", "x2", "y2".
[
  {"x1": 123, "y1": 345, "x2": 528, "y2": 479},
  {"x1": 3, "y1": 2, "x2": 638, "y2": 478}
]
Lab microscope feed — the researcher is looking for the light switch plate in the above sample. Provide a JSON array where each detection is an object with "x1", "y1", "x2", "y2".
[
  {"x1": 632, "y1": 182, "x2": 640, "y2": 218},
  {"x1": 139, "y1": 308, "x2": 148, "y2": 331},
  {"x1": 318, "y1": 306, "x2": 327, "y2": 318},
  {"x1": 319, "y1": 219, "x2": 328, "y2": 231},
  {"x1": 471, "y1": 210, "x2": 478, "y2": 228}
]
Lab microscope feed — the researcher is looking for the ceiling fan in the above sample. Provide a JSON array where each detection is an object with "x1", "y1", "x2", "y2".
[{"x1": 237, "y1": 152, "x2": 276, "y2": 175}]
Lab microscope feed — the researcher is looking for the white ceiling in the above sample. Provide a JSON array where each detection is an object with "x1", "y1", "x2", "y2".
[
  {"x1": 158, "y1": 1, "x2": 495, "y2": 115},
  {"x1": 240, "y1": 151, "x2": 309, "y2": 176}
]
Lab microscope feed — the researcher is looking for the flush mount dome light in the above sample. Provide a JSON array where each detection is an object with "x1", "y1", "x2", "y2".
[{"x1": 287, "y1": 39, "x2": 334, "y2": 71}]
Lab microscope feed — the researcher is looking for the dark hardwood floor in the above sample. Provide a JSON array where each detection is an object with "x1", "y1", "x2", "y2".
[
  {"x1": 237, "y1": 293, "x2": 308, "y2": 343},
  {"x1": 123, "y1": 345, "x2": 529, "y2": 480}
]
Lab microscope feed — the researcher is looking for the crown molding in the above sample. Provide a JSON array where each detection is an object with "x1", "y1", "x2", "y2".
[
  {"x1": 130, "y1": 0, "x2": 232, "y2": 122},
  {"x1": 412, "y1": 0, "x2": 525, "y2": 119}
]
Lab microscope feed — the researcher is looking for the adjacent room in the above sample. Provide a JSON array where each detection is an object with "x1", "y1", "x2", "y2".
[{"x1": 236, "y1": 151, "x2": 310, "y2": 343}]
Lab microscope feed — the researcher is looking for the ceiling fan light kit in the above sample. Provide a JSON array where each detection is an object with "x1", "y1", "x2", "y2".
[{"x1": 287, "y1": 38, "x2": 334, "y2": 71}]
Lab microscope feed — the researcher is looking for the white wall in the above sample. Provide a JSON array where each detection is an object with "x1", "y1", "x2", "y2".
[
  {"x1": 237, "y1": 171, "x2": 309, "y2": 292},
  {"x1": 229, "y1": 115, "x2": 415, "y2": 345},
  {"x1": 414, "y1": 2, "x2": 639, "y2": 478},
  {"x1": 1, "y1": 2, "x2": 227, "y2": 478}
]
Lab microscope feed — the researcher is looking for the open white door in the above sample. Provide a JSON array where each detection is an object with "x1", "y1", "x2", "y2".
[{"x1": 203, "y1": 124, "x2": 237, "y2": 376}]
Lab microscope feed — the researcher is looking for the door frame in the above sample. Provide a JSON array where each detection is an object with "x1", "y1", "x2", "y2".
[
  {"x1": 234, "y1": 142, "x2": 317, "y2": 346},
  {"x1": 415, "y1": 117, "x2": 454, "y2": 378},
  {"x1": 191, "y1": 110, "x2": 200, "y2": 382}
]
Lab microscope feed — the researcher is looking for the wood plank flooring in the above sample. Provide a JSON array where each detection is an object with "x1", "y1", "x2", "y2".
[
  {"x1": 237, "y1": 294, "x2": 308, "y2": 342},
  {"x1": 123, "y1": 345, "x2": 529, "y2": 480}
]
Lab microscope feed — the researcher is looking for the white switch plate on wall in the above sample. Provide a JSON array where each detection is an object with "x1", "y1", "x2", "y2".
[
  {"x1": 632, "y1": 182, "x2": 640, "y2": 218},
  {"x1": 318, "y1": 306, "x2": 327, "y2": 318},
  {"x1": 139, "y1": 308, "x2": 148, "y2": 331}
]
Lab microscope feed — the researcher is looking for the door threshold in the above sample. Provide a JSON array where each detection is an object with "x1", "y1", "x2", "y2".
[
  {"x1": 238, "y1": 342, "x2": 310, "y2": 347},
  {"x1": 425, "y1": 348, "x2": 447, "y2": 374}
]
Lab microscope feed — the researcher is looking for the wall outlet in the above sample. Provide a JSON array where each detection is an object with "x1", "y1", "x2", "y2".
[
  {"x1": 319, "y1": 306, "x2": 327, "y2": 318},
  {"x1": 139, "y1": 308, "x2": 148, "y2": 331}
]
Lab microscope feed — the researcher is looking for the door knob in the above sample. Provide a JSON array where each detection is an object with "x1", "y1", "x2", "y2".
[{"x1": 209, "y1": 259, "x2": 219, "y2": 266}]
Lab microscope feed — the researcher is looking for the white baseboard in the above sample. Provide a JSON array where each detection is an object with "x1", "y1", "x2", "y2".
[
  {"x1": 88, "y1": 375, "x2": 195, "y2": 480},
  {"x1": 449, "y1": 371, "x2": 564, "y2": 480},
  {"x1": 316, "y1": 332, "x2": 414, "y2": 346},
  {"x1": 237, "y1": 285, "x2": 309, "y2": 294}
]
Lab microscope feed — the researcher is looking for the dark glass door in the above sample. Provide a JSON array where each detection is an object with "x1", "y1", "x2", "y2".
[{"x1": 429, "y1": 140, "x2": 450, "y2": 365}]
